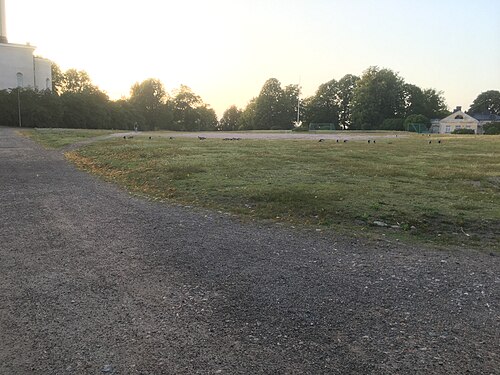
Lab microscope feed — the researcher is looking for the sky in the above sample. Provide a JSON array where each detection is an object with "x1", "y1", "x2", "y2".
[{"x1": 5, "y1": 0, "x2": 500, "y2": 117}]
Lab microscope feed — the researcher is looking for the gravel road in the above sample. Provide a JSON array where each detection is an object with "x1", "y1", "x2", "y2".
[{"x1": 0, "y1": 127, "x2": 498, "y2": 374}]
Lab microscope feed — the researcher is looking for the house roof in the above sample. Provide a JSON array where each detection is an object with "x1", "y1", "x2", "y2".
[
  {"x1": 471, "y1": 113, "x2": 500, "y2": 122},
  {"x1": 440, "y1": 110, "x2": 478, "y2": 124}
]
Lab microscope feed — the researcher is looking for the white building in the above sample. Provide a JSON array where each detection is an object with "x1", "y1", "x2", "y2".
[
  {"x1": 0, "y1": 0, "x2": 52, "y2": 91},
  {"x1": 439, "y1": 107, "x2": 479, "y2": 134}
]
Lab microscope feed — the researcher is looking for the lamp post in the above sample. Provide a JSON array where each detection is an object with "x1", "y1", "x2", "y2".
[{"x1": 17, "y1": 87, "x2": 22, "y2": 127}]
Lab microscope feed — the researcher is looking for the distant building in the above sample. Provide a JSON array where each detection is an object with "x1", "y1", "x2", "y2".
[
  {"x1": 472, "y1": 113, "x2": 500, "y2": 132},
  {"x1": 0, "y1": 0, "x2": 52, "y2": 91},
  {"x1": 439, "y1": 106, "x2": 479, "y2": 134},
  {"x1": 435, "y1": 106, "x2": 500, "y2": 134}
]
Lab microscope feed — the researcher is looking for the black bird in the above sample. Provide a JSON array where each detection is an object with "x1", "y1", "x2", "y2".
[
  {"x1": 149, "y1": 136, "x2": 152, "y2": 140},
  {"x1": 169, "y1": 136, "x2": 175, "y2": 140},
  {"x1": 343, "y1": 139, "x2": 348, "y2": 143},
  {"x1": 198, "y1": 136, "x2": 206, "y2": 140},
  {"x1": 123, "y1": 136, "x2": 126, "y2": 139},
  {"x1": 336, "y1": 139, "x2": 339, "y2": 143},
  {"x1": 368, "y1": 140, "x2": 371, "y2": 143},
  {"x1": 438, "y1": 140, "x2": 441, "y2": 144},
  {"x1": 319, "y1": 139, "x2": 325, "y2": 142},
  {"x1": 428, "y1": 140, "x2": 432, "y2": 144},
  {"x1": 373, "y1": 140, "x2": 376, "y2": 144}
]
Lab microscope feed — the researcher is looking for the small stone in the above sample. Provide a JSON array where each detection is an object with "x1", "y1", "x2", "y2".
[
  {"x1": 102, "y1": 365, "x2": 114, "y2": 373},
  {"x1": 373, "y1": 221, "x2": 388, "y2": 227}
]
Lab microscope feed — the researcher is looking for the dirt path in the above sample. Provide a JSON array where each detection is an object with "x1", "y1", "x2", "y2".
[{"x1": 0, "y1": 127, "x2": 498, "y2": 374}]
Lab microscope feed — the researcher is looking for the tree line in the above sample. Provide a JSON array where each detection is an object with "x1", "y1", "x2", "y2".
[
  {"x1": 221, "y1": 67, "x2": 453, "y2": 131},
  {"x1": 0, "y1": 63, "x2": 498, "y2": 131},
  {"x1": 0, "y1": 65, "x2": 218, "y2": 131}
]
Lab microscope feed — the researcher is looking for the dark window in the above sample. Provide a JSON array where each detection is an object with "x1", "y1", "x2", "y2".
[{"x1": 455, "y1": 115, "x2": 464, "y2": 119}]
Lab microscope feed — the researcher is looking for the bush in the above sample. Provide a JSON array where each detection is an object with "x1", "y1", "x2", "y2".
[
  {"x1": 380, "y1": 118, "x2": 404, "y2": 130},
  {"x1": 483, "y1": 122, "x2": 500, "y2": 135},
  {"x1": 452, "y1": 128, "x2": 475, "y2": 134},
  {"x1": 404, "y1": 114, "x2": 430, "y2": 132}
]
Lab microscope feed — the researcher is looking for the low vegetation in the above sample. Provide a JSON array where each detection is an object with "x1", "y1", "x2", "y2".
[
  {"x1": 54, "y1": 131, "x2": 500, "y2": 250},
  {"x1": 21, "y1": 128, "x2": 121, "y2": 149}
]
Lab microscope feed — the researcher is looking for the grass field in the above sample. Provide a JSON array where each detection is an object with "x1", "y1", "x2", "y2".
[
  {"x1": 47, "y1": 131, "x2": 499, "y2": 250},
  {"x1": 20, "y1": 128, "x2": 123, "y2": 149}
]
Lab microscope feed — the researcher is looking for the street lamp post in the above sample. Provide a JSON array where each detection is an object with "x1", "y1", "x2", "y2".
[{"x1": 17, "y1": 87, "x2": 22, "y2": 127}]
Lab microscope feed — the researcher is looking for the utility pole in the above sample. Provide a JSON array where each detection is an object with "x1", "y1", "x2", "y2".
[{"x1": 17, "y1": 88, "x2": 22, "y2": 127}]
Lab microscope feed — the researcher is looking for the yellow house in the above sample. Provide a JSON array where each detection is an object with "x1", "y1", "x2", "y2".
[{"x1": 439, "y1": 107, "x2": 479, "y2": 134}]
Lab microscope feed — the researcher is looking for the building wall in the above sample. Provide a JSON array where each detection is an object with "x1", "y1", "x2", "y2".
[
  {"x1": 439, "y1": 120, "x2": 478, "y2": 134},
  {"x1": 439, "y1": 110, "x2": 479, "y2": 134},
  {"x1": 34, "y1": 57, "x2": 52, "y2": 90},
  {"x1": 0, "y1": 43, "x2": 52, "y2": 91}
]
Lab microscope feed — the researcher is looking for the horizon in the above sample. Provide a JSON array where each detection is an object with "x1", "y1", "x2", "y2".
[{"x1": 5, "y1": 0, "x2": 500, "y2": 116}]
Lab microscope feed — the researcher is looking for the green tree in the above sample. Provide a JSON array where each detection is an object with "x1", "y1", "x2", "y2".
[
  {"x1": 60, "y1": 90, "x2": 111, "y2": 129},
  {"x1": 254, "y1": 78, "x2": 290, "y2": 130},
  {"x1": 422, "y1": 88, "x2": 449, "y2": 118},
  {"x1": 303, "y1": 79, "x2": 340, "y2": 126},
  {"x1": 404, "y1": 114, "x2": 430, "y2": 132},
  {"x1": 237, "y1": 98, "x2": 257, "y2": 130},
  {"x1": 468, "y1": 90, "x2": 500, "y2": 115},
  {"x1": 50, "y1": 63, "x2": 65, "y2": 94},
  {"x1": 130, "y1": 78, "x2": 168, "y2": 130},
  {"x1": 402, "y1": 83, "x2": 426, "y2": 118},
  {"x1": 351, "y1": 67, "x2": 405, "y2": 129},
  {"x1": 337, "y1": 74, "x2": 359, "y2": 129},
  {"x1": 380, "y1": 118, "x2": 404, "y2": 131},
  {"x1": 61, "y1": 69, "x2": 99, "y2": 94},
  {"x1": 219, "y1": 105, "x2": 242, "y2": 131},
  {"x1": 171, "y1": 85, "x2": 216, "y2": 131}
]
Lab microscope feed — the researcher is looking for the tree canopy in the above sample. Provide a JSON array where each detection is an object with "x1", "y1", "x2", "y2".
[{"x1": 468, "y1": 90, "x2": 500, "y2": 115}]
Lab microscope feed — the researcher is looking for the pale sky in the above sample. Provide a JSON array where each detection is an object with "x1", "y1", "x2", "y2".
[{"x1": 5, "y1": 0, "x2": 500, "y2": 116}]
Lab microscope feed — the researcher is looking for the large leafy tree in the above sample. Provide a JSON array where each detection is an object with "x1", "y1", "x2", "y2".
[
  {"x1": 337, "y1": 74, "x2": 359, "y2": 129},
  {"x1": 171, "y1": 85, "x2": 216, "y2": 131},
  {"x1": 254, "y1": 78, "x2": 286, "y2": 129},
  {"x1": 130, "y1": 78, "x2": 169, "y2": 130},
  {"x1": 253, "y1": 78, "x2": 296, "y2": 130},
  {"x1": 402, "y1": 83, "x2": 426, "y2": 118},
  {"x1": 468, "y1": 90, "x2": 500, "y2": 115},
  {"x1": 351, "y1": 67, "x2": 406, "y2": 129},
  {"x1": 303, "y1": 79, "x2": 340, "y2": 125},
  {"x1": 219, "y1": 105, "x2": 242, "y2": 131},
  {"x1": 50, "y1": 63, "x2": 65, "y2": 94},
  {"x1": 422, "y1": 88, "x2": 449, "y2": 119},
  {"x1": 61, "y1": 69, "x2": 99, "y2": 94},
  {"x1": 237, "y1": 98, "x2": 257, "y2": 130}
]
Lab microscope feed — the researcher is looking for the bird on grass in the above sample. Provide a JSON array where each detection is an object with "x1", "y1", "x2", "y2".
[
  {"x1": 438, "y1": 140, "x2": 442, "y2": 144},
  {"x1": 428, "y1": 140, "x2": 432, "y2": 144},
  {"x1": 318, "y1": 139, "x2": 325, "y2": 142},
  {"x1": 343, "y1": 139, "x2": 348, "y2": 143},
  {"x1": 169, "y1": 136, "x2": 175, "y2": 140},
  {"x1": 368, "y1": 140, "x2": 371, "y2": 143},
  {"x1": 198, "y1": 136, "x2": 206, "y2": 140}
]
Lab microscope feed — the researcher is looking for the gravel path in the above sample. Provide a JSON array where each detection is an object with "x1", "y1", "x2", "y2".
[{"x1": 0, "y1": 127, "x2": 498, "y2": 374}]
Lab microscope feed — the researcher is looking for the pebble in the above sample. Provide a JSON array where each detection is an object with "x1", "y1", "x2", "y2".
[{"x1": 102, "y1": 365, "x2": 114, "y2": 373}]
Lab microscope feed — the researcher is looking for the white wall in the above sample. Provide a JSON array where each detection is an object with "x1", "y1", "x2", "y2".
[
  {"x1": 0, "y1": 43, "x2": 52, "y2": 91},
  {"x1": 0, "y1": 43, "x2": 36, "y2": 90},
  {"x1": 34, "y1": 57, "x2": 52, "y2": 90}
]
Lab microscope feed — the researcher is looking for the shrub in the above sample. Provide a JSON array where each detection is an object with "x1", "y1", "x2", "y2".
[
  {"x1": 452, "y1": 128, "x2": 475, "y2": 134},
  {"x1": 404, "y1": 114, "x2": 430, "y2": 132},
  {"x1": 483, "y1": 122, "x2": 500, "y2": 135},
  {"x1": 380, "y1": 118, "x2": 404, "y2": 131}
]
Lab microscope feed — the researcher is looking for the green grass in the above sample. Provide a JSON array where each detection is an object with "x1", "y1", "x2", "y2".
[
  {"x1": 21, "y1": 128, "x2": 123, "y2": 149},
  {"x1": 63, "y1": 133, "x2": 500, "y2": 250}
]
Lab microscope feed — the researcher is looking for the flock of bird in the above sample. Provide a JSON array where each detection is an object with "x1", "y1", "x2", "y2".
[{"x1": 123, "y1": 135, "x2": 444, "y2": 144}]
